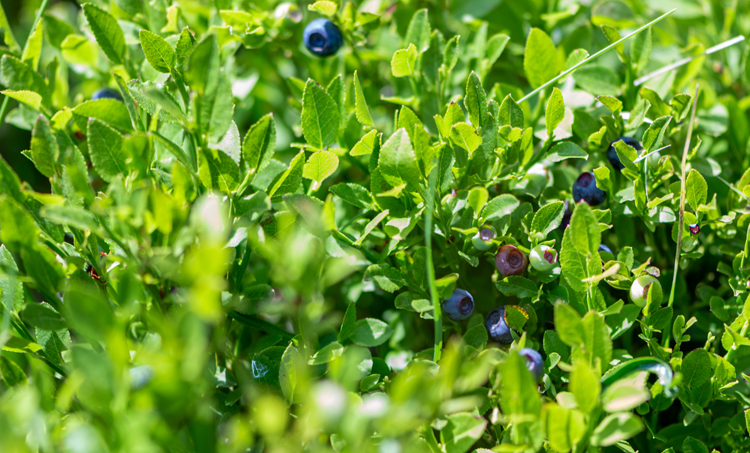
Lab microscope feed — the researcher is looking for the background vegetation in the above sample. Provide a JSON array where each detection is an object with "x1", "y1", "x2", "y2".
[{"x1": 2, "y1": 0, "x2": 750, "y2": 452}]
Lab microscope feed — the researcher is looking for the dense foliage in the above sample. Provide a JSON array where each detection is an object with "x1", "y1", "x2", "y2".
[{"x1": 2, "y1": 0, "x2": 750, "y2": 452}]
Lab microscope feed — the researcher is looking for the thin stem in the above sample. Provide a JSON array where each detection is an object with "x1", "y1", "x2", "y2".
[
  {"x1": 663, "y1": 84, "x2": 700, "y2": 348},
  {"x1": 425, "y1": 170, "x2": 442, "y2": 362},
  {"x1": 518, "y1": 9, "x2": 676, "y2": 105}
]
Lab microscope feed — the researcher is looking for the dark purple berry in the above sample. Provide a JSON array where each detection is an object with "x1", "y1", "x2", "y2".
[
  {"x1": 573, "y1": 172, "x2": 607, "y2": 206},
  {"x1": 495, "y1": 245, "x2": 528, "y2": 277},
  {"x1": 519, "y1": 348, "x2": 543, "y2": 381},
  {"x1": 607, "y1": 137, "x2": 642, "y2": 171},
  {"x1": 485, "y1": 307, "x2": 515, "y2": 344},
  {"x1": 442, "y1": 289, "x2": 474, "y2": 322}
]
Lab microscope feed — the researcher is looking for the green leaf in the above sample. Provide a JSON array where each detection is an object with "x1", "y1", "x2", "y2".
[
  {"x1": 443, "y1": 36, "x2": 460, "y2": 72},
  {"x1": 186, "y1": 35, "x2": 234, "y2": 142},
  {"x1": 353, "y1": 71, "x2": 373, "y2": 127},
  {"x1": 82, "y1": 3, "x2": 126, "y2": 65},
  {"x1": 20, "y1": 303, "x2": 66, "y2": 331},
  {"x1": 686, "y1": 169, "x2": 708, "y2": 213},
  {"x1": 41, "y1": 205, "x2": 101, "y2": 233},
  {"x1": 1, "y1": 90, "x2": 42, "y2": 110},
  {"x1": 30, "y1": 115, "x2": 59, "y2": 178},
  {"x1": 268, "y1": 151, "x2": 305, "y2": 203},
  {"x1": 83, "y1": 3, "x2": 127, "y2": 64},
  {"x1": 303, "y1": 151, "x2": 339, "y2": 185},
  {"x1": 683, "y1": 437, "x2": 709, "y2": 453},
  {"x1": 338, "y1": 302, "x2": 357, "y2": 342},
  {"x1": 591, "y1": 413, "x2": 644, "y2": 447},
  {"x1": 21, "y1": 19, "x2": 43, "y2": 71},
  {"x1": 450, "y1": 123, "x2": 482, "y2": 154},
  {"x1": 0, "y1": 355, "x2": 26, "y2": 387},
  {"x1": 1, "y1": 55, "x2": 49, "y2": 102},
  {"x1": 681, "y1": 348, "x2": 711, "y2": 388},
  {"x1": 555, "y1": 303, "x2": 586, "y2": 348},
  {"x1": 631, "y1": 26, "x2": 651, "y2": 70},
  {"x1": 139, "y1": 29, "x2": 175, "y2": 73},
  {"x1": 87, "y1": 118, "x2": 127, "y2": 183},
  {"x1": 0, "y1": 245, "x2": 23, "y2": 311},
  {"x1": 570, "y1": 359, "x2": 600, "y2": 414},
  {"x1": 301, "y1": 79, "x2": 341, "y2": 149},
  {"x1": 561, "y1": 201, "x2": 600, "y2": 292},
  {"x1": 465, "y1": 72, "x2": 487, "y2": 129},
  {"x1": 583, "y1": 311, "x2": 613, "y2": 371},
  {"x1": 545, "y1": 87, "x2": 565, "y2": 137},
  {"x1": 175, "y1": 27, "x2": 194, "y2": 69},
  {"x1": 496, "y1": 276, "x2": 538, "y2": 298},
  {"x1": 463, "y1": 324, "x2": 488, "y2": 349},
  {"x1": 354, "y1": 210, "x2": 389, "y2": 246},
  {"x1": 326, "y1": 75, "x2": 346, "y2": 130},
  {"x1": 482, "y1": 194, "x2": 520, "y2": 222},
  {"x1": 73, "y1": 99, "x2": 135, "y2": 132},
  {"x1": 543, "y1": 404, "x2": 586, "y2": 452},
  {"x1": 600, "y1": 25, "x2": 626, "y2": 61},
  {"x1": 602, "y1": 382, "x2": 650, "y2": 412},
  {"x1": 405, "y1": 9, "x2": 430, "y2": 52},
  {"x1": 378, "y1": 128, "x2": 421, "y2": 190},
  {"x1": 501, "y1": 350, "x2": 543, "y2": 416},
  {"x1": 531, "y1": 201, "x2": 565, "y2": 237},
  {"x1": 524, "y1": 28, "x2": 562, "y2": 89},
  {"x1": 279, "y1": 344, "x2": 303, "y2": 403},
  {"x1": 351, "y1": 130, "x2": 378, "y2": 156},
  {"x1": 547, "y1": 142, "x2": 588, "y2": 162},
  {"x1": 498, "y1": 94, "x2": 524, "y2": 128},
  {"x1": 364, "y1": 264, "x2": 403, "y2": 293},
  {"x1": 309, "y1": 342, "x2": 344, "y2": 365},
  {"x1": 0, "y1": 2, "x2": 20, "y2": 53},
  {"x1": 126, "y1": 80, "x2": 180, "y2": 124},
  {"x1": 349, "y1": 318, "x2": 393, "y2": 347},
  {"x1": 308, "y1": 1, "x2": 338, "y2": 16},
  {"x1": 242, "y1": 113, "x2": 276, "y2": 174},
  {"x1": 597, "y1": 95, "x2": 623, "y2": 116},
  {"x1": 574, "y1": 65, "x2": 620, "y2": 95},
  {"x1": 330, "y1": 183, "x2": 376, "y2": 210},
  {"x1": 641, "y1": 115, "x2": 672, "y2": 151},
  {"x1": 391, "y1": 44, "x2": 418, "y2": 78},
  {"x1": 198, "y1": 148, "x2": 240, "y2": 194},
  {"x1": 440, "y1": 412, "x2": 487, "y2": 453}
]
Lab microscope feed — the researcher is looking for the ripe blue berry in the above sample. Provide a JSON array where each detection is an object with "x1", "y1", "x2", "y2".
[
  {"x1": 485, "y1": 307, "x2": 515, "y2": 344},
  {"x1": 471, "y1": 225, "x2": 496, "y2": 251},
  {"x1": 92, "y1": 88, "x2": 122, "y2": 101},
  {"x1": 442, "y1": 289, "x2": 474, "y2": 322},
  {"x1": 519, "y1": 348, "x2": 543, "y2": 381},
  {"x1": 495, "y1": 245, "x2": 528, "y2": 277},
  {"x1": 598, "y1": 244, "x2": 612, "y2": 255},
  {"x1": 607, "y1": 137, "x2": 642, "y2": 171},
  {"x1": 303, "y1": 19, "x2": 343, "y2": 57},
  {"x1": 573, "y1": 172, "x2": 607, "y2": 206},
  {"x1": 559, "y1": 201, "x2": 572, "y2": 231},
  {"x1": 529, "y1": 245, "x2": 557, "y2": 272}
]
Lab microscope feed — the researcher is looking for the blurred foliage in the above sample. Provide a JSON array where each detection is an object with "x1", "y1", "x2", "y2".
[{"x1": 1, "y1": 0, "x2": 750, "y2": 452}]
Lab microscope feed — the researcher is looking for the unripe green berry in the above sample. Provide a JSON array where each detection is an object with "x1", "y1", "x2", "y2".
[
  {"x1": 529, "y1": 245, "x2": 557, "y2": 271},
  {"x1": 630, "y1": 275, "x2": 660, "y2": 307}
]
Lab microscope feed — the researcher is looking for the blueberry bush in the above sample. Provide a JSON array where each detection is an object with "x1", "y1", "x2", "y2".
[{"x1": 1, "y1": 0, "x2": 750, "y2": 452}]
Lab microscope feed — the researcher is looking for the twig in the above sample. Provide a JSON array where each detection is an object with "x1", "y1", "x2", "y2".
[
  {"x1": 663, "y1": 84, "x2": 700, "y2": 348},
  {"x1": 634, "y1": 36, "x2": 746, "y2": 86},
  {"x1": 518, "y1": 8, "x2": 676, "y2": 105}
]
